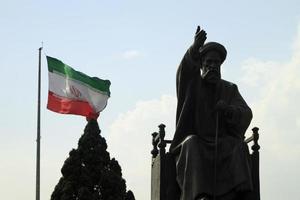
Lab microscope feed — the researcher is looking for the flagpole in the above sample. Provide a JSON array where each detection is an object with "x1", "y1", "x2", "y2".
[{"x1": 36, "y1": 46, "x2": 42, "y2": 200}]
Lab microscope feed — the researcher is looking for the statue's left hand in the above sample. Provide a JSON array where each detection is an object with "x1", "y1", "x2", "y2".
[
  {"x1": 215, "y1": 100, "x2": 240, "y2": 125},
  {"x1": 215, "y1": 100, "x2": 228, "y2": 112}
]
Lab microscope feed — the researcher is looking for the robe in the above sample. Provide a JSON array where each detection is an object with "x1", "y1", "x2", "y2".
[{"x1": 170, "y1": 47, "x2": 253, "y2": 199}]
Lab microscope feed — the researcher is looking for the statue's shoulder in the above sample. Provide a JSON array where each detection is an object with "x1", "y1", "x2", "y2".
[{"x1": 220, "y1": 79, "x2": 237, "y2": 88}]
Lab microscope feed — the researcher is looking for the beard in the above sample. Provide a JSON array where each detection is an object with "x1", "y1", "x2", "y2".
[{"x1": 201, "y1": 69, "x2": 221, "y2": 84}]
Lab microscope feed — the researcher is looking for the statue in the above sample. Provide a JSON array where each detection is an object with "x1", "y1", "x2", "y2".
[{"x1": 169, "y1": 26, "x2": 253, "y2": 200}]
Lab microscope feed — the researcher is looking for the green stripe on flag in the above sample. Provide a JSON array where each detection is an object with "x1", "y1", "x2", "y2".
[{"x1": 46, "y1": 56, "x2": 111, "y2": 96}]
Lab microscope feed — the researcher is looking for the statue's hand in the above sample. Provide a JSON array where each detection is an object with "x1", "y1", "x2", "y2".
[
  {"x1": 215, "y1": 100, "x2": 228, "y2": 112},
  {"x1": 192, "y1": 26, "x2": 207, "y2": 53},
  {"x1": 215, "y1": 100, "x2": 240, "y2": 125}
]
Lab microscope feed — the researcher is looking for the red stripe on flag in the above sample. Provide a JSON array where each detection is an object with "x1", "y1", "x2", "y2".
[{"x1": 47, "y1": 91, "x2": 99, "y2": 119}]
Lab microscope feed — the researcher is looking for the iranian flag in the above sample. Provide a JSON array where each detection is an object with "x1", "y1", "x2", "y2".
[{"x1": 46, "y1": 56, "x2": 111, "y2": 119}]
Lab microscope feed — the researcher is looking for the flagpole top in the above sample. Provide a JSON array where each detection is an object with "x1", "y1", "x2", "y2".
[{"x1": 38, "y1": 42, "x2": 43, "y2": 51}]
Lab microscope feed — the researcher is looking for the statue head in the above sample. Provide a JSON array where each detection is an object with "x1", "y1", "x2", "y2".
[{"x1": 199, "y1": 42, "x2": 227, "y2": 84}]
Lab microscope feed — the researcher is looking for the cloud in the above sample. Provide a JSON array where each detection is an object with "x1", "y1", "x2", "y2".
[
  {"x1": 240, "y1": 58, "x2": 280, "y2": 87},
  {"x1": 106, "y1": 95, "x2": 176, "y2": 200},
  {"x1": 121, "y1": 50, "x2": 142, "y2": 60},
  {"x1": 239, "y1": 25, "x2": 300, "y2": 199}
]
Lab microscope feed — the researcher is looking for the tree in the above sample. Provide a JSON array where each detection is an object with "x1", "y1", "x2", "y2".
[{"x1": 51, "y1": 119, "x2": 135, "y2": 200}]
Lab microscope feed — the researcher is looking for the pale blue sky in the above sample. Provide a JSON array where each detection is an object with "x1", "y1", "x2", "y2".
[{"x1": 1, "y1": 1, "x2": 300, "y2": 199}]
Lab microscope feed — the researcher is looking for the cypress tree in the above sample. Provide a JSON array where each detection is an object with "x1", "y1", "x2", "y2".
[{"x1": 51, "y1": 119, "x2": 135, "y2": 200}]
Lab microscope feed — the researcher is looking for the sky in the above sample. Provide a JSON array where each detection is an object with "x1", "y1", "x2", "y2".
[{"x1": 1, "y1": 0, "x2": 300, "y2": 199}]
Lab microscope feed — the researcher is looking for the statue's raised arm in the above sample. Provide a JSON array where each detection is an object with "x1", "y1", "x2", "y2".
[
  {"x1": 175, "y1": 26, "x2": 206, "y2": 123},
  {"x1": 177, "y1": 26, "x2": 207, "y2": 80}
]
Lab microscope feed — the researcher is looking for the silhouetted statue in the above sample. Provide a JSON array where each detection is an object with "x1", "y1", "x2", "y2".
[{"x1": 170, "y1": 26, "x2": 253, "y2": 200}]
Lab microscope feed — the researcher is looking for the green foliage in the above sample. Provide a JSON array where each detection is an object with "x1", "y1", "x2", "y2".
[{"x1": 51, "y1": 119, "x2": 135, "y2": 200}]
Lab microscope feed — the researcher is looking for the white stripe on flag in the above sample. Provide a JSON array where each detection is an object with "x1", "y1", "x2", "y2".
[{"x1": 48, "y1": 72, "x2": 109, "y2": 112}]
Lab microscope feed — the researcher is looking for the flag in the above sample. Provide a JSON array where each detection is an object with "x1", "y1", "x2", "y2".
[{"x1": 46, "y1": 56, "x2": 111, "y2": 119}]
